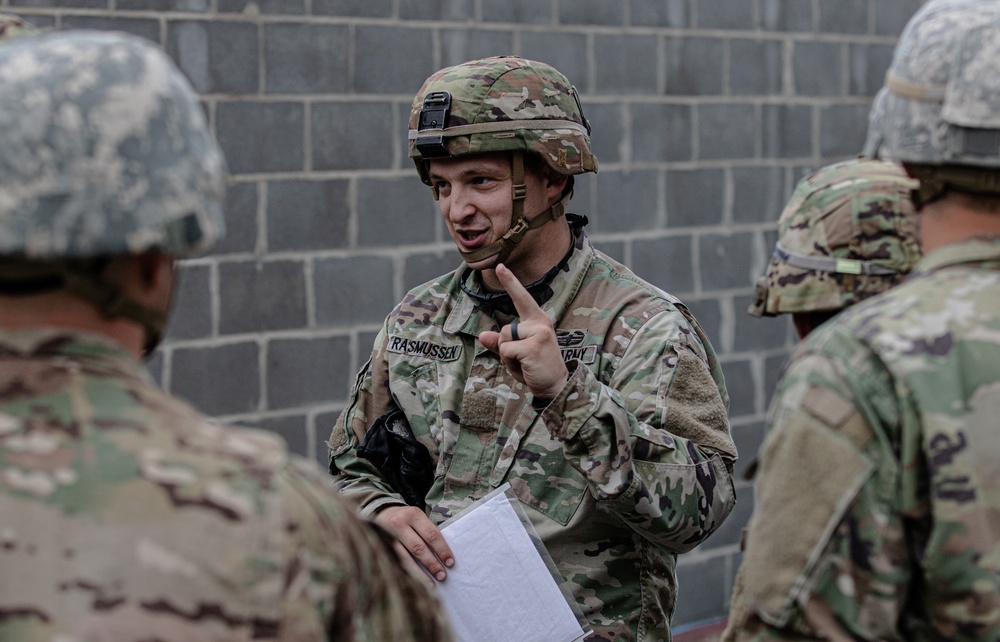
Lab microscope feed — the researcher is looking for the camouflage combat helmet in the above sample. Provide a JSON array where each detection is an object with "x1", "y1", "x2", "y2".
[
  {"x1": 750, "y1": 158, "x2": 920, "y2": 317},
  {"x1": 0, "y1": 30, "x2": 225, "y2": 258},
  {"x1": 863, "y1": 0, "x2": 1000, "y2": 208},
  {"x1": 408, "y1": 56, "x2": 598, "y2": 266},
  {"x1": 0, "y1": 13, "x2": 39, "y2": 39},
  {"x1": 0, "y1": 30, "x2": 227, "y2": 351}
]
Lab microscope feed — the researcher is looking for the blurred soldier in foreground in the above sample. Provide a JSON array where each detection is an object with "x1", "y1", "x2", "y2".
[
  {"x1": 0, "y1": 31, "x2": 451, "y2": 641},
  {"x1": 725, "y1": 0, "x2": 1000, "y2": 639},
  {"x1": 749, "y1": 157, "x2": 920, "y2": 339},
  {"x1": 328, "y1": 55, "x2": 737, "y2": 639}
]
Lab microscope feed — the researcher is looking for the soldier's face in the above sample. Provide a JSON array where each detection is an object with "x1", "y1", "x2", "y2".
[{"x1": 427, "y1": 153, "x2": 553, "y2": 272}]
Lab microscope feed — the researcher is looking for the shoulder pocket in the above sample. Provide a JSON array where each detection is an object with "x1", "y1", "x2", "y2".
[{"x1": 741, "y1": 404, "x2": 875, "y2": 627}]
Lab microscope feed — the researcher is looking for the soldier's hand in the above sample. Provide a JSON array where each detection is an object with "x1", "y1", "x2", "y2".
[
  {"x1": 375, "y1": 504, "x2": 454, "y2": 582},
  {"x1": 479, "y1": 263, "x2": 569, "y2": 400}
]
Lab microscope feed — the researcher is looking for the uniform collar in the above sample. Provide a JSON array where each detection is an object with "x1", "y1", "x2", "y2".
[{"x1": 914, "y1": 235, "x2": 1000, "y2": 276}]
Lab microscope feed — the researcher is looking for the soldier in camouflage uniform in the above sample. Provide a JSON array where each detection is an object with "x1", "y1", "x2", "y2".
[
  {"x1": 0, "y1": 31, "x2": 452, "y2": 641},
  {"x1": 328, "y1": 55, "x2": 738, "y2": 641},
  {"x1": 748, "y1": 157, "x2": 920, "y2": 339},
  {"x1": 724, "y1": 1, "x2": 1000, "y2": 639}
]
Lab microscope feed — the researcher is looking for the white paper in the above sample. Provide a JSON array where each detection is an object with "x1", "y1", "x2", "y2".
[{"x1": 437, "y1": 490, "x2": 588, "y2": 642}]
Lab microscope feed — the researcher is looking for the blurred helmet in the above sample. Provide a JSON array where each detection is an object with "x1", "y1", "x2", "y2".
[
  {"x1": 863, "y1": 0, "x2": 1000, "y2": 206},
  {"x1": 408, "y1": 56, "x2": 598, "y2": 266},
  {"x1": 0, "y1": 30, "x2": 227, "y2": 353},
  {"x1": 749, "y1": 158, "x2": 921, "y2": 317},
  {"x1": 0, "y1": 30, "x2": 226, "y2": 259},
  {"x1": 0, "y1": 13, "x2": 39, "y2": 39}
]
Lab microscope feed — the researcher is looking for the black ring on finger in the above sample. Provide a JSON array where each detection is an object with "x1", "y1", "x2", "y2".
[{"x1": 510, "y1": 321, "x2": 520, "y2": 341}]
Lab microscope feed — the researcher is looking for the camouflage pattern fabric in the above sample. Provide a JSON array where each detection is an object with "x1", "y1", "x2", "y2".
[
  {"x1": 0, "y1": 13, "x2": 38, "y2": 39},
  {"x1": 329, "y1": 230, "x2": 737, "y2": 641},
  {"x1": 864, "y1": 0, "x2": 1000, "y2": 167},
  {"x1": 408, "y1": 56, "x2": 598, "y2": 182},
  {"x1": 0, "y1": 329, "x2": 453, "y2": 642},
  {"x1": 0, "y1": 31, "x2": 225, "y2": 259},
  {"x1": 749, "y1": 158, "x2": 920, "y2": 317},
  {"x1": 724, "y1": 237, "x2": 1000, "y2": 641}
]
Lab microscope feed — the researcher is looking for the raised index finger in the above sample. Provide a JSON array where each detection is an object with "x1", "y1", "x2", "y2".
[{"x1": 495, "y1": 263, "x2": 548, "y2": 322}]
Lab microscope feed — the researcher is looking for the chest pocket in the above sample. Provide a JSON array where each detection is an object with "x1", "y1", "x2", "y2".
[{"x1": 491, "y1": 406, "x2": 587, "y2": 527}]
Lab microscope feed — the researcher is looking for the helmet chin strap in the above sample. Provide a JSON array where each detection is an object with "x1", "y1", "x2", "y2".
[{"x1": 459, "y1": 151, "x2": 571, "y2": 266}]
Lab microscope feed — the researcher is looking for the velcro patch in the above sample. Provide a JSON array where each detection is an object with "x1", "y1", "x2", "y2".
[
  {"x1": 560, "y1": 345, "x2": 597, "y2": 364},
  {"x1": 385, "y1": 336, "x2": 461, "y2": 361}
]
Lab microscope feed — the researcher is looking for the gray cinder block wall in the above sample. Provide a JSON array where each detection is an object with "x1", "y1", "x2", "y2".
[{"x1": 7, "y1": 0, "x2": 924, "y2": 629}]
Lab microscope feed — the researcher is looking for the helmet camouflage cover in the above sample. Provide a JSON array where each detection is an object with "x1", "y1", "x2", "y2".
[
  {"x1": 0, "y1": 30, "x2": 226, "y2": 259},
  {"x1": 863, "y1": 0, "x2": 1000, "y2": 169},
  {"x1": 407, "y1": 55, "x2": 598, "y2": 183},
  {"x1": 750, "y1": 158, "x2": 921, "y2": 317}
]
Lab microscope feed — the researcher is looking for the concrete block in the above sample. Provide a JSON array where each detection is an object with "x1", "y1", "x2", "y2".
[
  {"x1": 314, "y1": 0, "x2": 392, "y2": 16},
  {"x1": 218, "y1": 0, "x2": 303, "y2": 13},
  {"x1": 264, "y1": 23, "x2": 349, "y2": 94},
  {"x1": 482, "y1": 0, "x2": 552, "y2": 24},
  {"x1": 673, "y1": 555, "x2": 728, "y2": 626},
  {"x1": 631, "y1": 0, "x2": 692, "y2": 28},
  {"x1": 592, "y1": 239, "x2": 625, "y2": 265},
  {"x1": 558, "y1": 0, "x2": 624, "y2": 26},
  {"x1": 267, "y1": 336, "x2": 351, "y2": 408},
  {"x1": 730, "y1": 39, "x2": 783, "y2": 95},
  {"x1": 699, "y1": 232, "x2": 755, "y2": 292},
  {"x1": 167, "y1": 21, "x2": 258, "y2": 94},
  {"x1": 315, "y1": 410, "x2": 341, "y2": 470},
  {"x1": 631, "y1": 103, "x2": 694, "y2": 163},
  {"x1": 118, "y1": 0, "x2": 207, "y2": 10},
  {"x1": 720, "y1": 358, "x2": 755, "y2": 419},
  {"x1": 696, "y1": 0, "x2": 753, "y2": 30},
  {"x1": 585, "y1": 102, "x2": 625, "y2": 165},
  {"x1": 733, "y1": 421, "x2": 765, "y2": 481},
  {"x1": 358, "y1": 177, "x2": 439, "y2": 247},
  {"x1": 217, "y1": 102, "x2": 304, "y2": 174},
  {"x1": 594, "y1": 34, "x2": 657, "y2": 95},
  {"x1": 762, "y1": 104, "x2": 812, "y2": 159},
  {"x1": 171, "y1": 342, "x2": 260, "y2": 415},
  {"x1": 60, "y1": 16, "x2": 161, "y2": 42},
  {"x1": 666, "y1": 169, "x2": 725, "y2": 227},
  {"x1": 849, "y1": 43, "x2": 894, "y2": 96},
  {"x1": 266, "y1": 179, "x2": 350, "y2": 251},
  {"x1": 593, "y1": 169, "x2": 659, "y2": 233},
  {"x1": 732, "y1": 166, "x2": 787, "y2": 224},
  {"x1": 212, "y1": 181, "x2": 258, "y2": 256},
  {"x1": 355, "y1": 26, "x2": 435, "y2": 94},
  {"x1": 631, "y1": 236, "x2": 694, "y2": 294},
  {"x1": 818, "y1": 0, "x2": 869, "y2": 34},
  {"x1": 400, "y1": 0, "x2": 477, "y2": 20},
  {"x1": 875, "y1": 0, "x2": 924, "y2": 36},
  {"x1": 146, "y1": 352, "x2": 164, "y2": 387},
  {"x1": 698, "y1": 103, "x2": 756, "y2": 160},
  {"x1": 759, "y1": 0, "x2": 813, "y2": 31},
  {"x1": 402, "y1": 251, "x2": 463, "y2": 293},
  {"x1": 218, "y1": 260, "x2": 307, "y2": 334},
  {"x1": 733, "y1": 293, "x2": 792, "y2": 351},
  {"x1": 665, "y1": 37, "x2": 724, "y2": 96},
  {"x1": 793, "y1": 41, "x2": 843, "y2": 96},
  {"x1": 312, "y1": 101, "x2": 394, "y2": 171},
  {"x1": 820, "y1": 103, "x2": 870, "y2": 158},
  {"x1": 441, "y1": 29, "x2": 516, "y2": 66},
  {"x1": 250, "y1": 414, "x2": 310, "y2": 460},
  {"x1": 314, "y1": 255, "x2": 399, "y2": 326},
  {"x1": 164, "y1": 264, "x2": 211, "y2": 341}
]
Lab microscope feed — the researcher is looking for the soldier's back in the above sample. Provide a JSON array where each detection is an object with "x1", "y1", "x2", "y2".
[{"x1": 0, "y1": 328, "x2": 450, "y2": 641}]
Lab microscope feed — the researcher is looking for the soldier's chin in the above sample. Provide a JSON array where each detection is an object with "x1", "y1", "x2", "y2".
[{"x1": 461, "y1": 252, "x2": 500, "y2": 272}]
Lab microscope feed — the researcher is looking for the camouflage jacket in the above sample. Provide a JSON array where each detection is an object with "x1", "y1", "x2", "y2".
[
  {"x1": 0, "y1": 329, "x2": 452, "y2": 642},
  {"x1": 329, "y1": 230, "x2": 738, "y2": 641},
  {"x1": 725, "y1": 237, "x2": 1000, "y2": 641}
]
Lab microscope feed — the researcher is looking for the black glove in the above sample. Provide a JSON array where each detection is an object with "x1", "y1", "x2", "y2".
[{"x1": 356, "y1": 408, "x2": 434, "y2": 510}]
